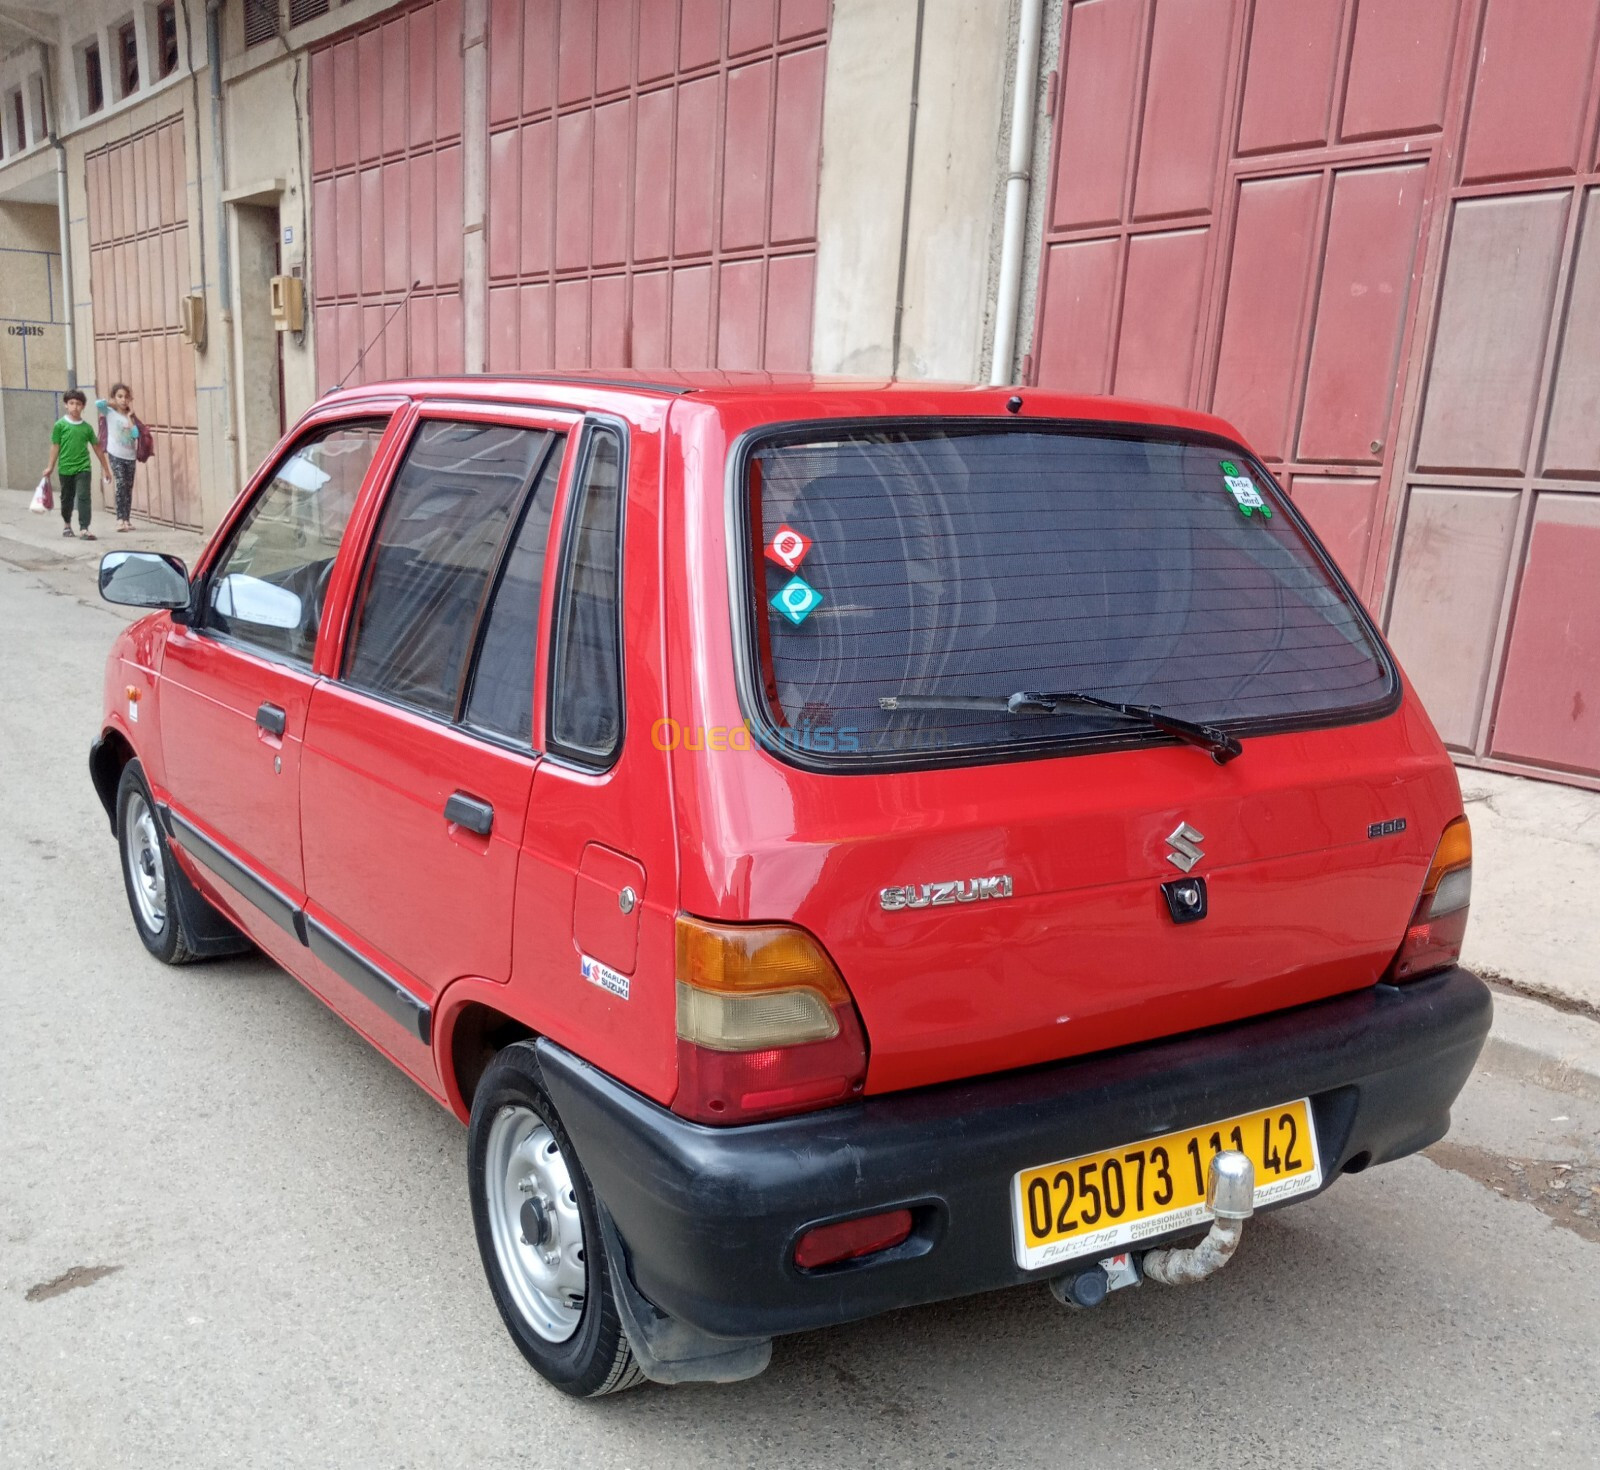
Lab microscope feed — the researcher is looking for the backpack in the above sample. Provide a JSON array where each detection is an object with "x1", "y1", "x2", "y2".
[{"x1": 132, "y1": 413, "x2": 155, "y2": 463}]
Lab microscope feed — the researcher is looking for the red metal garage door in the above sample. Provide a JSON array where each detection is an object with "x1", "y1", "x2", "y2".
[
  {"x1": 309, "y1": 0, "x2": 467, "y2": 389},
  {"x1": 85, "y1": 118, "x2": 202, "y2": 528},
  {"x1": 483, "y1": 0, "x2": 827, "y2": 372},
  {"x1": 1031, "y1": 0, "x2": 1600, "y2": 788},
  {"x1": 1385, "y1": 0, "x2": 1600, "y2": 786},
  {"x1": 310, "y1": 0, "x2": 828, "y2": 387}
]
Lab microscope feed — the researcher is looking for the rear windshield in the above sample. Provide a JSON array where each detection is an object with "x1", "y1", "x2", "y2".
[{"x1": 743, "y1": 425, "x2": 1394, "y2": 764}]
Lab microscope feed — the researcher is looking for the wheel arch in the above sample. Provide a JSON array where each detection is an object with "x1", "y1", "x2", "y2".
[
  {"x1": 437, "y1": 987, "x2": 539, "y2": 1123},
  {"x1": 90, "y1": 727, "x2": 138, "y2": 834}
]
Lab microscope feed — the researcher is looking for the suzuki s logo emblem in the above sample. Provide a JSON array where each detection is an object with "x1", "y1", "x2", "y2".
[
  {"x1": 1165, "y1": 822, "x2": 1205, "y2": 873},
  {"x1": 880, "y1": 876, "x2": 1013, "y2": 912}
]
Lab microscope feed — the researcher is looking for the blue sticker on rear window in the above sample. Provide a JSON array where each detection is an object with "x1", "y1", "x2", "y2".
[{"x1": 772, "y1": 575, "x2": 824, "y2": 625}]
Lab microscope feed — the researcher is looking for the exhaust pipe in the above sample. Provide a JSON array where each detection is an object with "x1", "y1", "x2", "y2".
[{"x1": 1142, "y1": 1151, "x2": 1255, "y2": 1287}]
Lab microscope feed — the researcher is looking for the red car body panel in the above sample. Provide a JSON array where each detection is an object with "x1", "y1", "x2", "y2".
[{"x1": 99, "y1": 373, "x2": 1464, "y2": 1123}]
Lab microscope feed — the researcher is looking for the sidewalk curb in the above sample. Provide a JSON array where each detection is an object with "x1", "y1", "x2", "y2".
[{"x1": 1480, "y1": 989, "x2": 1600, "y2": 1104}]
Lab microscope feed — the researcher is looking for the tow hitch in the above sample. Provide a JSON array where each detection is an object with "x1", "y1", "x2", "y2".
[
  {"x1": 1048, "y1": 1151, "x2": 1256, "y2": 1306},
  {"x1": 1143, "y1": 1150, "x2": 1255, "y2": 1286}
]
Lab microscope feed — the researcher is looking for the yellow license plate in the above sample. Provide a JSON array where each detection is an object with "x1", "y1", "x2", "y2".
[{"x1": 1011, "y1": 1098, "x2": 1323, "y2": 1270}]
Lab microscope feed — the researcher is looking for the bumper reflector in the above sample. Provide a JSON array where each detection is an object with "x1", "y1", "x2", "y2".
[{"x1": 794, "y1": 1209, "x2": 914, "y2": 1271}]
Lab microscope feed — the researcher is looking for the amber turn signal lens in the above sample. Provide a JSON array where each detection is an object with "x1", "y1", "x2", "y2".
[
  {"x1": 674, "y1": 919, "x2": 849, "y2": 1049},
  {"x1": 675, "y1": 918, "x2": 852, "y2": 1004},
  {"x1": 1387, "y1": 815, "x2": 1472, "y2": 982},
  {"x1": 1419, "y1": 815, "x2": 1472, "y2": 917}
]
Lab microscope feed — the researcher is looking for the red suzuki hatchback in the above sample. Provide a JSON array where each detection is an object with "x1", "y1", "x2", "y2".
[{"x1": 94, "y1": 375, "x2": 1490, "y2": 1395}]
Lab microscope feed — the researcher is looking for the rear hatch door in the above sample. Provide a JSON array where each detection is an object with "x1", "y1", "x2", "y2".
[{"x1": 732, "y1": 422, "x2": 1454, "y2": 1093}]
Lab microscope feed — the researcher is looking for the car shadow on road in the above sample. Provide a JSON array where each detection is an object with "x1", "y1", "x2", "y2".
[{"x1": 173, "y1": 946, "x2": 1598, "y2": 1467}]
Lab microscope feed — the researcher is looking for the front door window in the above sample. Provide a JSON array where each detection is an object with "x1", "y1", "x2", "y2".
[{"x1": 207, "y1": 422, "x2": 386, "y2": 664}]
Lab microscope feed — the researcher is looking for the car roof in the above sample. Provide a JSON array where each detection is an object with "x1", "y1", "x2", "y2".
[{"x1": 313, "y1": 371, "x2": 1245, "y2": 443}]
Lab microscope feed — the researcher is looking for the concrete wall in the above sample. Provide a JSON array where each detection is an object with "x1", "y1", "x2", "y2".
[
  {"x1": 811, "y1": 0, "x2": 919, "y2": 377},
  {"x1": 812, "y1": 0, "x2": 1021, "y2": 385},
  {"x1": 222, "y1": 54, "x2": 318, "y2": 437},
  {"x1": 0, "y1": 202, "x2": 65, "y2": 488},
  {"x1": 894, "y1": 3, "x2": 1012, "y2": 383}
]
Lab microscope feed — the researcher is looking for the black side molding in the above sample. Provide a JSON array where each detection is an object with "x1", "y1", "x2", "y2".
[
  {"x1": 165, "y1": 808, "x2": 300, "y2": 940},
  {"x1": 304, "y1": 916, "x2": 433, "y2": 1045},
  {"x1": 159, "y1": 804, "x2": 431, "y2": 1045}
]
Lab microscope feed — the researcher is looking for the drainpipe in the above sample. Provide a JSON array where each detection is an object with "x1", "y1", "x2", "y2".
[
  {"x1": 889, "y1": 0, "x2": 926, "y2": 378},
  {"x1": 205, "y1": 0, "x2": 238, "y2": 486},
  {"x1": 988, "y1": 0, "x2": 1046, "y2": 386},
  {"x1": 37, "y1": 41, "x2": 77, "y2": 389}
]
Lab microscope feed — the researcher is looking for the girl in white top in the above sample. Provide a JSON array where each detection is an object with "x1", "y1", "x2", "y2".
[{"x1": 95, "y1": 382, "x2": 141, "y2": 532}]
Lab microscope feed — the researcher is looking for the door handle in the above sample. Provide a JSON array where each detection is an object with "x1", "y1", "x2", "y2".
[
  {"x1": 444, "y1": 791, "x2": 494, "y2": 836},
  {"x1": 256, "y1": 702, "x2": 287, "y2": 737}
]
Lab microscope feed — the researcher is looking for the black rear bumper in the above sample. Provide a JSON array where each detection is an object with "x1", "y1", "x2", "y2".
[{"x1": 538, "y1": 967, "x2": 1491, "y2": 1341}]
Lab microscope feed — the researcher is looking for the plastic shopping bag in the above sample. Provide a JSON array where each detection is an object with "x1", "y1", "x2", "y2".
[{"x1": 29, "y1": 476, "x2": 52, "y2": 513}]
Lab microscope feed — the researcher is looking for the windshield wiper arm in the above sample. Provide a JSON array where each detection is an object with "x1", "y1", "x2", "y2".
[{"x1": 878, "y1": 690, "x2": 1243, "y2": 764}]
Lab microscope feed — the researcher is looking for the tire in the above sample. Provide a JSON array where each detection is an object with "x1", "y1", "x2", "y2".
[
  {"x1": 116, "y1": 760, "x2": 198, "y2": 965},
  {"x1": 468, "y1": 1043, "x2": 645, "y2": 1397}
]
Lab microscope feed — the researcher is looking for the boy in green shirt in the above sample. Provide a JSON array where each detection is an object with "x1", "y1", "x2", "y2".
[{"x1": 45, "y1": 388, "x2": 111, "y2": 540}]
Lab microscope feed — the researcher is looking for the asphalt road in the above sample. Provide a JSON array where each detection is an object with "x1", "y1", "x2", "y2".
[{"x1": 2, "y1": 534, "x2": 1598, "y2": 1470}]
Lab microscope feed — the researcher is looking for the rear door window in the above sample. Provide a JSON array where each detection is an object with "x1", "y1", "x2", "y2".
[
  {"x1": 744, "y1": 426, "x2": 1395, "y2": 765},
  {"x1": 343, "y1": 421, "x2": 559, "y2": 720}
]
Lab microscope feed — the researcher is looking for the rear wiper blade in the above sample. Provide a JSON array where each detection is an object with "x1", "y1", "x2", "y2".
[{"x1": 878, "y1": 690, "x2": 1243, "y2": 764}]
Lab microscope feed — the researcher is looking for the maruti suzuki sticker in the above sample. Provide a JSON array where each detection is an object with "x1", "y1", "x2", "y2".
[
  {"x1": 1220, "y1": 460, "x2": 1272, "y2": 519},
  {"x1": 580, "y1": 954, "x2": 630, "y2": 1000},
  {"x1": 765, "y1": 524, "x2": 813, "y2": 573},
  {"x1": 772, "y1": 575, "x2": 824, "y2": 625}
]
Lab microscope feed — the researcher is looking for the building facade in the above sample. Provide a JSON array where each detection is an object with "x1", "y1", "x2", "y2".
[
  {"x1": 1031, "y1": 0, "x2": 1600, "y2": 793},
  {"x1": 0, "y1": 0, "x2": 1595, "y2": 789}
]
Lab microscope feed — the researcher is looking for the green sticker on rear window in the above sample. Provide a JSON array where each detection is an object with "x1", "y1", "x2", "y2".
[{"x1": 1221, "y1": 461, "x2": 1272, "y2": 518}]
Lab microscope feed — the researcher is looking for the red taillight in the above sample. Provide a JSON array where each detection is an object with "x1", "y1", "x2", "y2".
[
  {"x1": 1386, "y1": 816, "x2": 1472, "y2": 982},
  {"x1": 794, "y1": 1209, "x2": 914, "y2": 1270},
  {"x1": 671, "y1": 917, "x2": 868, "y2": 1125}
]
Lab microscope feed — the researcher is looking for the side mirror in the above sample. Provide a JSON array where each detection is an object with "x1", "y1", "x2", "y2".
[{"x1": 99, "y1": 551, "x2": 191, "y2": 610}]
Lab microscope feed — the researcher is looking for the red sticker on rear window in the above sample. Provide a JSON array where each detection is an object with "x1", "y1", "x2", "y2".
[{"x1": 765, "y1": 524, "x2": 812, "y2": 573}]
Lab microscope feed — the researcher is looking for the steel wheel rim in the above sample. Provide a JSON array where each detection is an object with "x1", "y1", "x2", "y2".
[
  {"x1": 124, "y1": 791, "x2": 167, "y2": 934},
  {"x1": 485, "y1": 1104, "x2": 587, "y2": 1343}
]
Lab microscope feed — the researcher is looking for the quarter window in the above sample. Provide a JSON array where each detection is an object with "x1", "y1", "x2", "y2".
[
  {"x1": 462, "y1": 447, "x2": 564, "y2": 745},
  {"x1": 344, "y1": 422, "x2": 554, "y2": 720},
  {"x1": 207, "y1": 420, "x2": 386, "y2": 664},
  {"x1": 547, "y1": 427, "x2": 624, "y2": 765}
]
